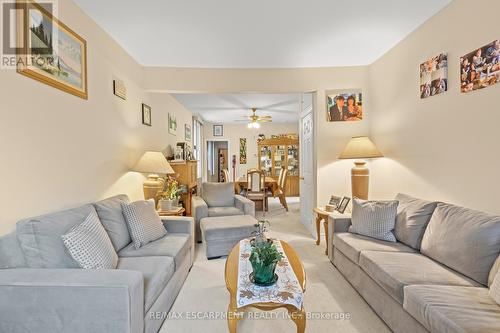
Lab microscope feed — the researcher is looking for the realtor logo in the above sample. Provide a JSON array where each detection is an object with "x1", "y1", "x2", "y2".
[{"x1": 1, "y1": 0, "x2": 57, "y2": 69}]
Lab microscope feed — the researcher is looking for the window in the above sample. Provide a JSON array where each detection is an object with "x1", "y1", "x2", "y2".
[{"x1": 193, "y1": 117, "x2": 203, "y2": 179}]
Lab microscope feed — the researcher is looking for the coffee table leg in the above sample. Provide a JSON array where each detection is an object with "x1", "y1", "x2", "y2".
[
  {"x1": 315, "y1": 214, "x2": 321, "y2": 245},
  {"x1": 289, "y1": 307, "x2": 306, "y2": 333},
  {"x1": 227, "y1": 302, "x2": 240, "y2": 333}
]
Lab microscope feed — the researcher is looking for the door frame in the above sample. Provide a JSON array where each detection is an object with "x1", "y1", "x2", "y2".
[{"x1": 204, "y1": 139, "x2": 230, "y2": 182}]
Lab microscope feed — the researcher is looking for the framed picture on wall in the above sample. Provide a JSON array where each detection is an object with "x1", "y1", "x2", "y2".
[
  {"x1": 142, "y1": 104, "x2": 151, "y2": 126},
  {"x1": 168, "y1": 113, "x2": 177, "y2": 135},
  {"x1": 420, "y1": 53, "x2": 448, "y2": 99},
  {"x1": 326, "y1": 90, "x2": 363, "y2": 122},
  {"x1": 460, "y1": 40, "x2": 499, "y2": 93},
  {"x1": 213, "y1": 124, "x2": 223, "y2": 136},
  {"x1": 185, "y1": 124, "x2": 192, "y2": 141}
]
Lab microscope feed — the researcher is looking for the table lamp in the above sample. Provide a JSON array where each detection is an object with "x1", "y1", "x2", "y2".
[
  {"x1": 339, "y1": 136, "x2": 383, "y2": 200},
  {"x1": 133, "y1": 151, "x2": 175, "y2": 203}
]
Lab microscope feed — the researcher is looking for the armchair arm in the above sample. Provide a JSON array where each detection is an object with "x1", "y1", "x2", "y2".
[
  {"x1": 191, "y1": 196, "x2": 208, "y2": 242},
  {"x1": 235, "y1": 195, "x2": 255, "y2": 217},
  {"x1": 327, "y1": 215, "x2": 352, "y2": 263},
  {"x1": 0, "y1": 268, "x2": 143, "y2": 333},
  {"x1": 161, "y1": 216, "x2": 195, "y2": 266}
]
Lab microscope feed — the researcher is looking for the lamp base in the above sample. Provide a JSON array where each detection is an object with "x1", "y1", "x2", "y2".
[
  {"x1": 143, "y1": 174, "x2": 165, "y2": 206},
  {"x1": 351, "y1": 161, "x2": 369, "y2": 200}
]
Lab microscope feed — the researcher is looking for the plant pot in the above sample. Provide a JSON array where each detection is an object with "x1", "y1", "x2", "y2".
[
  {"x1": 172, "y1": 197, "x2": 179, "y2": 207},
  {"x1": 159, "y1": 199, "x2": 174, "y2": 212},
  {"x1": 250, "y1": 261, "x2": 278, "y2": 286}
]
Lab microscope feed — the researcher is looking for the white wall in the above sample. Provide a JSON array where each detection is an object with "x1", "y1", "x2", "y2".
[
  {"x1": 369, "y1": 0, "x2": 500, "y2": 214},
  {"x1": 0, "y1": 0, "x2": 191, "y2": 234},
  {"x1": 203, "y1": 122, "x2": 300, "y2": 181}
]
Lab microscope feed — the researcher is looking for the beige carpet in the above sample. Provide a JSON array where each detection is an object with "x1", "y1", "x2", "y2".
[{"x1": 160, "y1": 198, "x2": 390, "y2": 333}]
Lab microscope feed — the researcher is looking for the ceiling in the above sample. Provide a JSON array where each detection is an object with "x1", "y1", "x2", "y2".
[
  {"x1": 172, "y1": 93, "x2": 309, "y2": 123},
  {"x1": 73, "y1": 0, "x2": 451, "y2": 68}
]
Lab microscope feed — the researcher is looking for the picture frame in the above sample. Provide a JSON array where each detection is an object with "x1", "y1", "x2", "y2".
[
  {"x1": 142, "y1": 103, "x2": 151, "y2": 126},
  {"x1": 168, "y1": 113, "x2": 177, "y2": 135},
  {"x1": 460, "y1": 40, "x2": 499, "y2": 93},
  {"x1": 329, "y1": 195, "x2": 342, "y2": 209},
  {"x1": 420, "y1": 53, "x2": 448, "y2": 99},
  {"x1": 326, "y1": 89, "x2": 363, "y2": 122},
  {"x1": 337, "y1": 196, "x2": 351, "y2": 214},
  {"x1": 185, "y1": 124, "x2": 192, "y2": 141},
  {"x1": 113, "y1": 80, "x2": 126, "y2": 100},
  {"x1": 16, "y1": 0, "x2": 88, "y2": 99},
  {"x1": 239, "y1": 138, "x2": 247, "y2": 164},
  {"x1": 213, "y1": 124, "x2": 223, "y2": 136}
]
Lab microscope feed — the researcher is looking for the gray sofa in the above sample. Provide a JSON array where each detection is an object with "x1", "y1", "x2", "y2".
[
  {"x1": 0, "y1": 194, "x2": 195, "y2": 333},
  {"x1": 192, "y1": 182, "x2": 255, "y2": 242},
  {"x1": 328, "y1": 193, "x2": 500, "y2": 333}
]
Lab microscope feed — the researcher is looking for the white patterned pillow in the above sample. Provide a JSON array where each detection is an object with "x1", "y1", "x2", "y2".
[
  {"x1": 121, "y1": 199, "x2": 166, "y2": 249},
  {"x1": 491, "y1": 270, "x2": 500, "y2": 305},
  {"x1": 61, "y1": 209, "x2": 118, "y2": 269},
  {"x1": 349, "y1": 197, "x2": 398, "y2": 242}
]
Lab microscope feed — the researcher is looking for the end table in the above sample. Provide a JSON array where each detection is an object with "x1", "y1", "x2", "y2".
[
  {"x1": 157, "y1": 207, "x2": 185, "y2": 217},
  {"x1": 313, "y1": 207, "x2": 349, "y2": 255}
]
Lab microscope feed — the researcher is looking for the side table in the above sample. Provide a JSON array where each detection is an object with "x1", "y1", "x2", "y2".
[
  {"x1": 313, "y1": 207, "x2": 350, "y2": 255},
  {"x1": 157, "y1": 207, "x2": 185, "y2": 216}
]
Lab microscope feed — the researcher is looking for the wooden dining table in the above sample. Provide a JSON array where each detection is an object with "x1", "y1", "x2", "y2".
[{"x1": 234, "y1": 176, "x2": 279, "y2": 196}]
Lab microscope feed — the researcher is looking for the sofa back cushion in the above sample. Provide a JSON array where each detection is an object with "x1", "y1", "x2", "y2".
[
  {"x1": 121, "y1": 199, "x2": 167, "y2": 249},
  {"x1": 93, "y1": 194, "x2": 131, "y2": 251},
  {"x1": 491, "y1": 269, "x2": 500, "y2": 305},
  {"x1": 489, "y1": 255, "x2": 500, "y2": 287},
  {"x1": 202, "y1": 182, "x2": 234, "y2": 207},
  {"x1": 0, "y1": 231, "x2": 27, "y2": 268},
  {"x1": 394, "y1": 193, "x2": 438, "y2": 250},
  {"x1": 349, "y1": 198, "x2": 398, "y2": 242},
  {"x1": 16, "y1": 204, "x2": 96, "y2": 268},
  {"x1": 421, "y1": 203, "x2": 500, "y2": 285}
]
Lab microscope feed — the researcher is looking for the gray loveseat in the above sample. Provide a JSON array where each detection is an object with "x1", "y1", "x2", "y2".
[
  {"x1": 328, "y1": 193, "x2": 500, "y2": 333},
  {"x1": 0, "y1": 194, "x2": 194, "y2": 333},
  {"x1": 192, "y1": 182, "x2": 255, "y2": 242}
]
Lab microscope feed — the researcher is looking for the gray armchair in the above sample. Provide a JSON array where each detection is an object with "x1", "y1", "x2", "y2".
[{"x1": 192, "y1": 182, "x2": 255, "y2": 242}]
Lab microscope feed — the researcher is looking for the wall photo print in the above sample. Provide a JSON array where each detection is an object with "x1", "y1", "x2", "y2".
[
  {"x1": 168, "y1": 113, "x2": 177, "y2": 135},
  {"x1": 420, "y1": 53, "x2": 448, "y2": 98},
  {"x1": 326, "y1": 90, "x2": 363, "y2": 122},
  {"x1": 239, "y1": 138, "x2": 247, "y2": 164},
  {"x1": 461, "y1": 40, "x2": 499, "y2": 93},
  {"x1": 185, "y1": 124, "x2": 192, "y2": 141},
  {"x1": 142, "y1": 104, "x2": 151, "y2": 126}
]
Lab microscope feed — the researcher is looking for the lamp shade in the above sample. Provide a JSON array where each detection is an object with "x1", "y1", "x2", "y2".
[
  {"x1": 132, "y1": 151, "x2": 174, "y2": 174},
  {"x1": 339, "y1": 136, "x2": 383, "y2": 159}
]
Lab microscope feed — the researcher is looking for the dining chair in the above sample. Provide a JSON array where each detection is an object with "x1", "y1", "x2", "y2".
[
  {"x1": 276, "y1": 167, "x2": 289, "y2": 211},
  {"x1": 246, "y1": 169, "x2": 267, "y2": 214},
  {"x1": 222, "y1": 169, "x2": 230, "y2": 183}
]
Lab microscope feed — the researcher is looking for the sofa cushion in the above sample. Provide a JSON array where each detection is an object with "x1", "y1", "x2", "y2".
[
  {"x1": 117, "y1": 256, "x2": 174, "y2": 312},
  {"x1": 62, "y1": 209, "x2": 118, "y2": 270},
  {"x1": 16, "y1": 204, "x2": 96, "y2": 268},
  {"x1": 404, "y1": 285, "x2": 500, "y2": 333},
  {"x1": 201, "y1": 215, "x2": 257, "y2": 241},
  {"x1": 93, "y1": 194, "x2": 131, "y2": 251},
  {"x1": 202, "y1": 182, "x2": 235, "y2": 207},
  {"x1": 489, "y1": 255, "x2": 500, "y2": 287},
  {"x1": 491, "y1": 270, "x2": 500, "y2": 305},
  {"x1": 121, "y1": 200, "x2": 167, "y2": 250},
  {"x1": 119, "y1": 233, "x2": 190, "y2": 270},
  {"x1": 349, "y1": 198, "x2": 398, "y2": 242},
  {"x1": 0, "y1": 231, "x2": 27, "y2": 268},
  {"x1": 359, "y1": 251, "x2": 480, "y2": 304},
  {"x1": 207, "y1": 207, "x2": 244, "y2": 218},
  {"x1": 333, "y1": 232, "x2": 415, "y2": 264},
  {"x1": 394, "y1": 193, "x2": 438, "y2": 250},
  {"x1": 421, "y1": 202, "x2": 500, "y2": 285}
]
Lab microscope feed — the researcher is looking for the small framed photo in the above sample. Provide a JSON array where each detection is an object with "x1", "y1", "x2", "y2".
[
  {"x1": 213, "y1": 124, "x2": 223, "y2": 136},
  {"x1": 185, "y1": 124, "x2": 192, "y2": 141},
  {"x1": 142, "y1": 103, "x2": 151, "y2": 126},
  {"x1": 329, "y1": 195, "x2": 342, "y2": 209},
  {"x1": 337, "y1": 196, "x2": 351, "y2": 214}
]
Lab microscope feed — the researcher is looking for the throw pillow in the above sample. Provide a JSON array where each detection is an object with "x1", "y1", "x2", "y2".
[
  {"x1": 349, "y1": 197, "x2": 398, "y2": 242},
  {"x1": 121, "y1": 199, "x2": 167, "y2": 249},
  {"x1": 490, "y1": 269, "x2": 500, "y2": 305},
  {"x1": 61, "y1": 209, "x2": 118, "y2": 269}
]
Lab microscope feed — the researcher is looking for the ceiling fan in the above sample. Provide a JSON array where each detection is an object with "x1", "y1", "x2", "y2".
[{"x1": 235, "y1": 108, "x2": 272, "y2": 128}]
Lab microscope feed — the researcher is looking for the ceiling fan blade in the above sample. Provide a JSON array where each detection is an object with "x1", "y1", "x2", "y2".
[
  {"x1": 257, "y1": 119, "x2": 273, "y2": 123},
  {"x1": 257, "y1": 115, "x2": 272, "y2": 119}
]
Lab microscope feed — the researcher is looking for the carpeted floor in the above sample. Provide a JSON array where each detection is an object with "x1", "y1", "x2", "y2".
[{"x1": 160, "y1": 197, "x2": 390, "y2": 333}]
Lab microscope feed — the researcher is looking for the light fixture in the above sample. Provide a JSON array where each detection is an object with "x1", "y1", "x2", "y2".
[
  {"x1": 132, "y1": 151, "x2": 175, "y2": 204},
  {"x1": 339, "y1": 136, "x2": 383, "y2": 200},
  {"x1": 247, "y1": 122, "x2": 260, "y2": 129}
]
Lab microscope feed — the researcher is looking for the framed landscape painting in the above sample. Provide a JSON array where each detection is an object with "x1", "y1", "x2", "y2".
[{"x1": 16, "y1": 0, "x2": 88, "y2": 99}]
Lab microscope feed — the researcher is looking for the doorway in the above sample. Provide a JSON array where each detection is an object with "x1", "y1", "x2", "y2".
[{"x1": 207, "y1": 140, "x2": 229, "y2": 182}]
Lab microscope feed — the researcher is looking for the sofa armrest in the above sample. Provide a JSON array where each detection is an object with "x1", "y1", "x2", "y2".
[
  {"x1": 234, "y1": 195, "x2": 255, "y2": 217},
  {"x1": 191, "y1": 196, "x2": 208, "y2": 242},
  {"x1": 161, "y1": 216, "x2": 195, "y2": 266},
  {"x1": 0, "y1": 268, "x2": 143, "y2": 333},
  {"x1": 327, "y1": 215, "x2": 352, "y2": 263}
]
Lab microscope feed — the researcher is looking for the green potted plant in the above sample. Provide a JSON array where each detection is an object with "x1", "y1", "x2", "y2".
[
  {"x1": 249, "y1": 220, "x2": 283, "y2": 286},
  {"x1": 158, "y1": 177, "x2": 180, "y2": 211}
]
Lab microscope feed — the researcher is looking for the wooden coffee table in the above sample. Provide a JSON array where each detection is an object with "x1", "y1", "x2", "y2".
[{"x1": 224, "y1": 240, "x2": 306, "y2": 333}]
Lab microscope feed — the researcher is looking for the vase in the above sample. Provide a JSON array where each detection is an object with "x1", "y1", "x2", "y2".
[
  {"x1": 172, "y1": 197, "x2": 179, "y2": 207},
  {"x1": 250, "y1": 261, "x2": 278, "y2": 286},
  {"x1": 159, "y1": 199, "x2": 174, "y2": 212}
]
